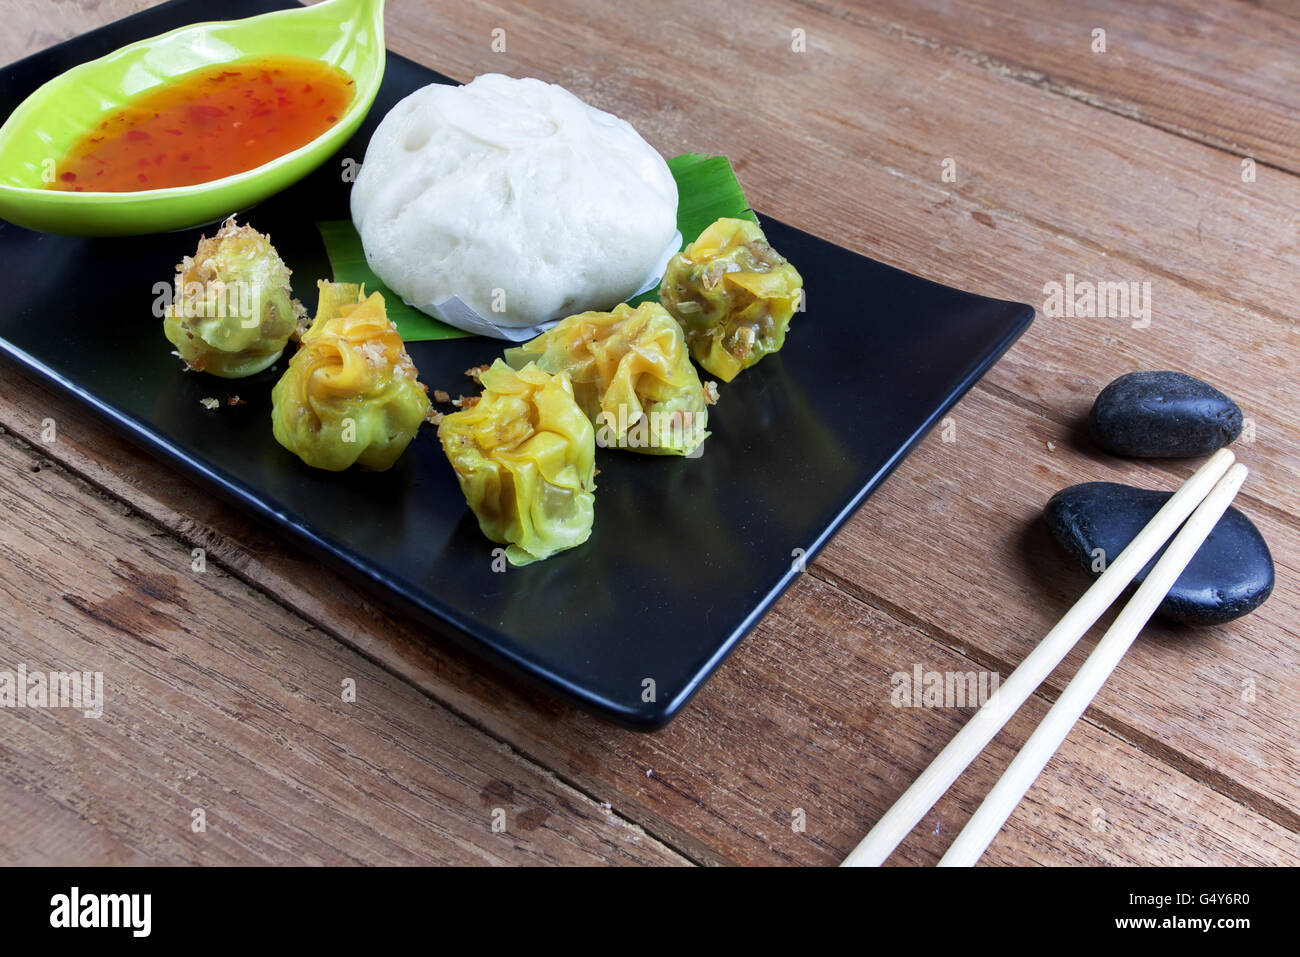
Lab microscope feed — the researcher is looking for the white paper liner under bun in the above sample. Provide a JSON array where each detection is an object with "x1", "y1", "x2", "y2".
[{"x1": 407, "y1": 230, "x2": 683, "y2": 342}]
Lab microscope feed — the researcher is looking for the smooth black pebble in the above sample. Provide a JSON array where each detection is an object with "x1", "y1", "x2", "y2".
[
  {"x1": 1089, "y1": 370, "x2": 1243, "y2": 458},
  {"x1": 1045, "y1": 482, "x2": 1274, "y2": 625}
]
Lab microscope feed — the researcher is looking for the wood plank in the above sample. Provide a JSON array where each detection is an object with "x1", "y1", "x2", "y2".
[
  {"x1": 1246, "y1": 0, "x2": 1300, "y2": 19},
  {"x1": 7, "y1": 0, "x2": 1300, "y2": 514},
  {"x1": 0, "y1": 777, "x2": 148, "y2": 865},
  {"x1": 6, "y1": 8, "x2": 1296, "y2": 507},
  {"x1": 811, "y1": 384, "x2": 1300, "y2": 822},
  {"x1": 374, "y1": 0, "x2": 1300, "y2": 516},
  {"x1": 757, "y1": 578, "x2": 1299, "y2": 866},
  {"x1": 798, "y1": 0, "x2": 1300, "y2": 174},
  {"x1": 0, "y1": 428, "x2": 688, "y2": 865},
  {"x1": 1, "y1": 361, "x2": 1293, "y2": 865},
  {"x1": 0, "y1": 0, "x2": 156, "y2": 67},
  {"x1": 1, "y1": 0, "x2": 1296, "y2": 865}
]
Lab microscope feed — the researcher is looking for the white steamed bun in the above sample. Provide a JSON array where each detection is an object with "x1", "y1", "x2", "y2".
[{"x1": 350, "y1": 74, "x2": 679, "y2": 330}]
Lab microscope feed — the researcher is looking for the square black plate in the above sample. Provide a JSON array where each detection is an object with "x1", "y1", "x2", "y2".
[{"x1": 0, "y1": 0, "x2": 1033, "y2": 728}]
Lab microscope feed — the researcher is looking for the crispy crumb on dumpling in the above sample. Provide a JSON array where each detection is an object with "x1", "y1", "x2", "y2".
[
  {"x1": 659, "y1": 217, "x2": 803, "y2": 382},
  {"x1": 163, "y1": 217, "x2": 304, "y2": 378},
  {"x1": 271, "y1": 282, "x2": 429, "y2": 471}
]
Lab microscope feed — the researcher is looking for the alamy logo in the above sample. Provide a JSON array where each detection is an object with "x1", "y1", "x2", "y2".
[
  {"x1": 1042, "y1": 273, "x2": 1151, "y2": 328},
  {"x1": 890, "y1": 664, "x2": 1001, "y2": 708},
  {"x1": 50, "y1": 887, "x2": 151, "y2": 937},
  {"x1": 594, "y1": 405, "x2": 705, "y2": 458},
  {"x1": 152, "y1": 280, "x2": 263, "y2": 327},
  {"x1": 0, "y1": 665, "x2": 103, "y2": 718}
]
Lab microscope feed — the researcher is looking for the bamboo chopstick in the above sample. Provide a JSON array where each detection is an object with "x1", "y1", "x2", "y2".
[
  {"x1": 841, "y1": 447, "x2": 1237, "y2": 867},
  {"x1": 938, "y1": 462, "x2": 1248, "y2": 866}
]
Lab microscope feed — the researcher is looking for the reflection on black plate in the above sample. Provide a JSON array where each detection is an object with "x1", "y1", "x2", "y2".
[{"x1": 0, "y1": 0, "x2": 1033, "y2": 727}]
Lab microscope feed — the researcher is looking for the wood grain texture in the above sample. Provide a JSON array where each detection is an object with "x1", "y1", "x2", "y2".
[
  {"x1": 0, "y1": 428, "x2": 687, "y2": 865},
  {"x1": 0, "y1": 0, "x2": 1297, "y2": 865},
  {"x1": 0, "y1": 0, "x2": 157, "y2": 67},
  {"x1": 811, "y1": 386, "x2": 1300, "y2": 825},
  {"x1": 2, "y1": 363, "x2": 1295, "y2": 866},
  {"x1": 378, "y1": 0, "x2": 1300, "y2": 513},
  {"x1": 799, "y1": 0, "x2": 1300, "y2": 174}
]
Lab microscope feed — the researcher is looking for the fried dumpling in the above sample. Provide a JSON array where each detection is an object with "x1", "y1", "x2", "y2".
[
  {"x1": 438, "y1": 360, "x2": 595, "y2": 566},
  {"x1": 271, "y1": 282, "x2": 430, "y2": 471},
  {"x1": 504, "y1": 302, "x2": 710, "y2": 457},
  {"x1": 658, "y1": 217, "x2": 803, "y2": 382},
  {"x1": 163, "y1": 217, "x2": 306, "y2": 378}
]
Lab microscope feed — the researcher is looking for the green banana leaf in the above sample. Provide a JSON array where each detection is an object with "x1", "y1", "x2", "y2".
[{"x1": 316, "y1": 152, "x2": 755, "y2": 341}]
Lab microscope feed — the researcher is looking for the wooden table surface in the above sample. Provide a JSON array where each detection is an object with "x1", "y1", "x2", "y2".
[{"x1": 1, "y1": 0, "x2": 1297, "y2": 866}]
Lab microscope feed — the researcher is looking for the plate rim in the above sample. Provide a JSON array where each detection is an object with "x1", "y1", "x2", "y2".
[{"x1": 0, "y1": 0, "x2": 1037, "y2": 729}]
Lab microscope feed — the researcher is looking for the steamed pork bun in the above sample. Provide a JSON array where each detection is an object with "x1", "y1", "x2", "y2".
[{"x1": 350, "y1": 74, "x2": 679, "y2": 331}]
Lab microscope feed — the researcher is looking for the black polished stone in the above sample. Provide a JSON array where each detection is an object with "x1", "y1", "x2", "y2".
[
  {"x1": 1089, "y1": 370, "x2": 1242, "y2": 458},
  {"x1": 1045, "y1": 482, "x2": 1274, "y2": 625}
]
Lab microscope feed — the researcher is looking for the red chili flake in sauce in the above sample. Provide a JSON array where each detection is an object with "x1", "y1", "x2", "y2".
[{"x1": 48, "y1": 55, "x2": 353, "y2": 192}]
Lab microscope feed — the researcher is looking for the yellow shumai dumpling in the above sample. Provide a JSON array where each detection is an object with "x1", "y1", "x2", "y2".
[
  {"x1": 163, "y1": 217, "x2": 306, "y2": 378},
  {"x1": 438, "y1": 360, "x2": 596, "y2": 566},
  {"x1": 504, "y1": 302, "x2": 710, "y2": 457},
  {"x1": 271, "y1": 282, "x2": 430, "y2": 471},
  {"x1": 659, "y1": 217, "x2": 803, "y2": 382}
]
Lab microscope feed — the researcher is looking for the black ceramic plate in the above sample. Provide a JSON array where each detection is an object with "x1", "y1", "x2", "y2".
[{"x1": 0, "y1": 0, "x2": 1033, "y2": 728}]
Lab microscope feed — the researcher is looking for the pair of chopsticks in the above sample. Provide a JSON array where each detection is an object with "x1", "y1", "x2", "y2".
[{"x1": 843, "y1": 448, "x2": 1246, "y2": 867}]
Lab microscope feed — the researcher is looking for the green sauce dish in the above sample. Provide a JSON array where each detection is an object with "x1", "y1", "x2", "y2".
[{"x1": 0, "y1": 0, "x2": 385, "y2": 236}]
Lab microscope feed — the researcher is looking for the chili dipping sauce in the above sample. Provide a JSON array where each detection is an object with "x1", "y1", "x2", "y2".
[{"x1": 49, "y1": 55, "x2": 354, "y2": 192}]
